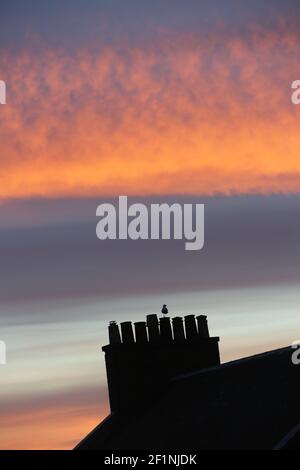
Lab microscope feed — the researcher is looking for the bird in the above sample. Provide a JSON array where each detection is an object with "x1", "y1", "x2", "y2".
[{"x1": 161, "y1": 304, "x2": 168, "y2": 315}]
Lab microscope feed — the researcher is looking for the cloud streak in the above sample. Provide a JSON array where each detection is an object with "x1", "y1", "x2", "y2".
[{"x1": 0, "y1": 195, "x2": 300, "y2": 307}]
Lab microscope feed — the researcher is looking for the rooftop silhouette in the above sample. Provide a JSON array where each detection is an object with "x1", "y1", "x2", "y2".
[
  {"x1": 76, "y1": 313, "x2": 300, "y2": 450},
  {"x1": 76, "y1": 312, "x2": 221, "y2": 448}
]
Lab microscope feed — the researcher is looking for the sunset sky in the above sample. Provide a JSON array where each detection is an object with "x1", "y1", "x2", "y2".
[{"x1": 1, "y1": 0, "x2": 300, "y2": 449}]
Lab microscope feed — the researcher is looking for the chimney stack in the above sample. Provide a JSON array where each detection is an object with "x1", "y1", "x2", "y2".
[{"x1": 103, "y1": 313, "x2": 220, "y2": 413}]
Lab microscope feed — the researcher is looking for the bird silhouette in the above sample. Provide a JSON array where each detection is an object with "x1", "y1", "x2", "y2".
[{"x1": 161, "y1": 304, "x2": 168, "y2": 315}]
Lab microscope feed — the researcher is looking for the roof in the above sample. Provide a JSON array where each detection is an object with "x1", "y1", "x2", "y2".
[{"x1": 76, "y1": 345, "x2": 300, "y2": 450}]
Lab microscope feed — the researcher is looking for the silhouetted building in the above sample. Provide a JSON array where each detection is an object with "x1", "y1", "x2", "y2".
[
  {"x1": 76, "y1": 315, "x2": 300, "y2": 450},
  {"x1": 76, "y1": 313, "x2": 220, "y2": 446}
]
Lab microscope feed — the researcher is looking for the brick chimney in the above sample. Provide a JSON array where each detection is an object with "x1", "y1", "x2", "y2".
[{"x1": 102, "y1": 314, "x2": 220, "y2": 414}]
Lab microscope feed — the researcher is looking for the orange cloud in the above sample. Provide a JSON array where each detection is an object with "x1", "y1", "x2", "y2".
[
  {"x1": 1, "y1": 29, "x2": 300, "y2": 199},
  {"x1": 0, "y1": 392, "x2": 107, "y2": 450}
]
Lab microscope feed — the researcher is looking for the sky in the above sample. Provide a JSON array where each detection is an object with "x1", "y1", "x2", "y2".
[{"x1": 1, "y1": 0, "x2": 300, "y2": 449}]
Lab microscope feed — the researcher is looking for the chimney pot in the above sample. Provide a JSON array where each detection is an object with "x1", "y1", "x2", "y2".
[
  {"x1": 120, "y1": 321, "x2": 135, "y2": 344},
  {"x1": 159, "y1": 316, "x2": 173, "y2": 343},
  {"x1": 197, "y1": 315, "x2": 210, "y2": 338},
  {"x1": 134, "y1": 321, "x2": 148, "y2": 345},
  {"x1": 172, "y1": 316, "x2": 185, "y2": 343},
  {"x1": 108, "y1": 321, "x2": 121, "y2": 345},
  {"x1": 146, "y1": 314, "x2": 160, "y2": 343},
  {"x1": 184, "y1": 314, "x2": 198, "y2": 341}
]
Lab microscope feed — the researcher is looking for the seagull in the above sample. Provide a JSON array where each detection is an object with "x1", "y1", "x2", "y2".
[{"x1": 161, "y1": 304, "x2": 168, "y2": 315}]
